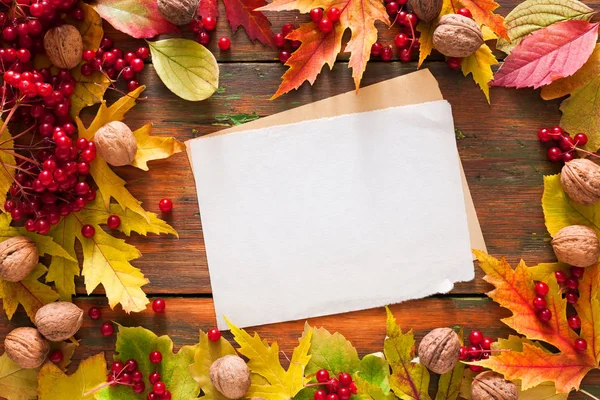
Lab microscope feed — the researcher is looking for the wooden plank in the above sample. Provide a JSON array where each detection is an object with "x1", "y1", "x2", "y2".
[{"x1": 0, "y1": 298, "x2": 598, "y2": 398}]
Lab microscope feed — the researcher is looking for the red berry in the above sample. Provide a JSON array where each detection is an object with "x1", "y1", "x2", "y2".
[
  {"x1": 218, "y1": 37, "x2": 231, "y2": 50},
  {"x1": 149, "y1": 372, "x2": 161, "y2": 384},
  {"x1": 574, "y1": 133, "x2": 588, "y2": 146},
  {"x1": 469, "y1": 330, "x2": 483, "y2": 345},
  {"x1": 310, "y1": 8, "x2": 324, "y2": 23},
  {"x1": 278, "y1": 50, "x2": 291, "y2": 63},
  {"x1": 88, "y1": 306, "x2": 101, "y2": 320},
  {"x1": 405, "y1": 12, "x2": 418, "y2": 28},
  {"x1": 150, "y1": 351, "x2": 163, "y2": 364},
  {"x1": 107, "y1": 215, "x2": 121, "y2": 229},
  {"x1": 316, "y1": 368, "x2": 330, "y2": 383},
  {"x1": 551, "y1": 126, "x2": 564, "y2": 136},
  {"x1": 101, "y1": 322, "x2": 114, "y2": 336},
  {"x1": 386, "y1": 1, "x2": 399, "y2": 14},
  {"x1": 571, "y1": 266, "x2": 584, "y2": 279},
  {"x1": 159, "y1": 198, "x2": 173, "y2": 212},
  {"x1": 533, "y1": 296, "x2": 547, "y2": 309},
  {"x1": 538, "y1": 308, "x2": 552, "y2": 322},
  {"x1": 111, "y1": 361, "x2": 124, "y2": 374},
  {"x1": 469, "y1": 365, "x2": 483, "y2": 372},
  {"x1": 481, "y1": 337, "x2": 493, "y2": 350},
  {"x1": 314, "y1": 389, "x2": 327, "y2": 400},
  {"x1": 327, "y1": 7, "x2": 341, "y2": 22},
  {"x1": 349, "y1": 382, "x2": 357, "y2": 394},
  {"x1": 130, "y1": 58, "x2": 144, "y2": 72},
  {"x1": 566, "y1": 291, "x2": 579, "y2": 304},
  {"x1": 326, "y1": 394, "x2": 339, "y2": 400},
  {"x1": 394, "y1": 33, "x2": 409, "y2": 48},
  {"x1": 136, "y1": 47, "x2": 150, "y2": 60},
  {"x1": 125, "y1": 359, "x2": 138, "y2": 372},
  {"x1": 49, "y1": 349, "x2": 63, "y2": 363},
  {"x1": 555, "y1": 270, "x2": 567, "y2": 283},
  {"x1": 565, "y1": 278, "x2": 579, "y2": 290},
  {"x1": 574, "y1": 338, "x2": 587, "y2": 352},
  {"x1": 148, "y1": 393, "x2": 158, "y2": 400},
  {"x1": 399, "y1": 48, "x2": 412, "y2": 63},
  {"x1": 568, "y1": 315, "x2": 581, "y2": 330},
  {"x1": 318, "y1": 18, "x2": 333, "y2": 33},
  {"x1": 274, "y1": 33, "x2": 285, "y2": 47},
  {"x1": 547, "y1": 147, "x2": 562, "y2": 162},
  {"x1": 133, "y1": 381, "x2": 145, "y2": 394},
  {"x1": 81, "y1": 224, "x2": 95, "y2": 238},
  {"x1": 204, "y1": 16, "x2": 217, "y2": 31},
  {"x1": 534, "y1": 282, "x2": 549, "y2": 296},
  {"x1": 381, "y1": 46, "x2": 393, "y2": 61},
  {"x1": 338, "y1": 372, "x2": 352, "y2": 386},
  {"x1": 337, "y1": 387, "x2": 351, "y2": 400},
  {"x1": 446, "y1": 57, "x2": 462, "y2": 70},
  {"x1": 559, "y1": 135, "x2": 575, "y2": 151},
  {"x1": 457, "y1": 8, "x2": 472, "y2": 18},
  {"x1": 467, "y1": 345, "x2": 481, "y2": 360},
  {"x1": 127, "y1": 80, "x2": 140, "y2": 92},
  {"x1": 153, "y1": 382, "x2": 166, "y2": 396},
  {"x1": 282, "y1": 23, "x2": 295, "y2": 36},
  {"x1": 101, "y1": 37, "x2": 113, "y2": 49},
  {"x1": 162, "y1": 391, "x2": 172, "y2": 400},
  {"x1": 208, "y1": 328, "x2": 221, "y2": 341},
  {"x1": 537, "y1": 128, "x2": 551, "y2": 142},
  {"x1": 152, "y1": 299, "x2": 166, "y2": 313},
  {"x1": 120, "y1": 372, "x2": 133, "y2": 384},
  {"x1": 459, "y1": 346, "x2": 469, "y2": 360},
  {"x1": 371, "y1": 42, "x2": 383, "y2": 57}
]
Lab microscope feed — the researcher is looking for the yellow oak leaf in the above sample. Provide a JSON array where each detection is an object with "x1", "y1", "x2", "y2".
[
  {"x1": 416, "y1": 0, "x2": 453, "y2": 67},
  {"x1": 0, "y1": 120, "x2": 16, "y2": 212},
  {"x1": 0, "y1": 353, "x2": 37, "y2": 400},
  {"x1": 130, "y1": 124, "x2": 186, "y2": 171},
  {"x1": 46, "y1": 216, "x2": 80, "y2": 301},
  {"x1": 227, "y1": 318, "x2": 312, "y2": 400},
  {"x1": 67, "y1": 1, "x2": 103, "y2": 50},
  {"x1": 38, "y1": 353, "x2": 106, "y2": 400},
  {"x1": 461, "y1": 44, "x2": 498, "y2": 103},
  {"x1": 0, "y1": 264, "x2": 59, "y2": 321},
  {"x1": 542, "y1": 44, "x2": 600, "y2": 100},
  {"x1": 189, "y1": 331, "x2": 237, "y2": 400}
]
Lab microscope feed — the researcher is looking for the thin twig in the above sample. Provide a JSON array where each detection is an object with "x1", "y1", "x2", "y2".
[{"x1": 581, "y1": 389, "x2": 600, "y2": 400}]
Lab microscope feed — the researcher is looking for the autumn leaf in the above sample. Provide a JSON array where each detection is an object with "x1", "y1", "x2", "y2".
[
  {"x1": 384, "y1": 307, "x2": 430, "y2": 400},
  {"x1": 70, "y1": 67, "x2": 111, "y2": 118},
  {"x1": 130, "y1": 124, "x2": 186, "y2": 171},
  {"x1": 68, "y1": 2, "x2": 103, "y2": 50},
  {"x1": 304, "y1": 323, "x2": 360, "y2": 375},
  {"x1": 227, "y1": 318, "x2": 312, "y2": 400},
  {"x1": 258, "y1": 0, "x2": 389, "y2": 97},
  {"x1": 0, "y1": 353, "x2": 38, "y2": 400},
  {"x1": 416, "y1": 0, "x2": 452, "y2": 67},
  {"x1": 355, "y1": 377, "x2": 395, "y2": 400},
  {"x1": 94, "y1": 0, "x2": 178, "y2": 39},
  {"x1": 473, "y1": 251, "x2": 598, "y2": 392},
  {"x1": 199, "y1": 0, "x2": 219, "y2": 18},
  {"x1": 222, "y1": 0, "x2": 274, "y2": 46},
  {"x1": 461, "y1": 44, "x2": 498, "y2": 103},
  {"x1": 0, "y1": 121, "x2": 16, "y2": 212},
  {"x1": 189, "y1": 330, "x2": 237, "y2": 400},
  {"x1": 457, "y1": 0, "x2": 508, "y2": 39},
  {"x1": 38, "y1": 354, "x2": 106, "y2": 400},
  {"x1": 496, "y1": 0, "x2": 596, "y2": 54},
  {"x1": 46, "y1": 216, "x2": 80, "y2": 301},
  {"x1": 356, "y1": 354, "x2": 391, "y2": 393},
  {"x1": 97, "y1": 326, "x2": 200, "y2": 399},
  {"x1": 542, "y1": 44, "x2": 600, "y2": 100},
  {"x1": 491, "y1": 20, "x2": 599, "y2": 89}
]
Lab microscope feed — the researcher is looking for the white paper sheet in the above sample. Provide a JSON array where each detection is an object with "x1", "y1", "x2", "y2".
[{"x1": 190, "y1": 100, "x2": 474, "y2": 329}]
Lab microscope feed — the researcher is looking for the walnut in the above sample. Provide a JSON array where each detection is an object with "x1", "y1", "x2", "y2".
[
  {"x1": 417, "y1": 327, "x2": 460, "y2": 374},
  {"x1": 94, "y1": 121, "x2": 138, "y2": 166},
  {"x1": 471, "y1": 371, "x2": 517, "y2": 400},
  {"x1": 35, "y1": 301, "x2": 84, "y2": 341},
  {"x1": 561, "y1": 159, "x2": 600, "y2": 205},
  {"x1": 210, "y1": 355, "x2": 251, "y2": 399},
  {"x1": 551, "y1": 225, "x2": 600, "y2": 267},
  {"x1": 433, "y1": 14, "x2": 483, "y2": 58},
  {"x1": 408, "y1": 0, "x2": 443, "y2": 22},
  {"x1": 5, "y1": 327, "x2": 50, "y2": 369},
  {"x1": 158, "y1": 0, "x2": 199, "y2": 25},
  {"x1": 0, "y1": 236, "x2": 39, "y2": 282},
  {"x1": 43, "y1": 25, "x2": 83, "y2": 70}
]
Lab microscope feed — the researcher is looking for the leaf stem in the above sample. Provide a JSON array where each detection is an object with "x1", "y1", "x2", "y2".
[{"x1": 581, "y1": 389, "x2": 600, "y2": 400}]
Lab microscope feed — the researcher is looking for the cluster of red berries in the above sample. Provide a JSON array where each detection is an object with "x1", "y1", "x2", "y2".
[
  {"x1": 273, "y1": 23, "x2": 301, "y2": 64},
  {"x1": 313, "y1": 370, "x2": 357, "y2": 400},
  {"x1": 81, "y1": 37, "x2": 149, "y2": 92},
  {"x1": 310, "y1": 7, "x2": 342, "y2": 34},
  {"x1": 532, "y1": 281, "x2": 552, "y2": 322},
  {"x1": 190, "y1": 16, "x2": 231, "y2": 51},
  {"x1": 537, "y1": 126, "x2": 588, "y2": 163},
  {"x1": 555, "y1": 266, "x2": 584, "y2": 305},
  {"x1": 106, "y1": 352, "x2": 172, "y2": 399},
  {"x1": 370, "y1": 0, "x2": 420, "y2": 62},
  {"x1": 458, "y1": 330, "x2": 493, "y2": 372},
  {"x1": 443, "y1": 8, "x2": 473, "y2": 70}
]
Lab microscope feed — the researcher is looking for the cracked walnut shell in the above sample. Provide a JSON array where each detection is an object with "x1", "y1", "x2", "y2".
[
  {"x1": 409, "y1": 0, "x2": 443, "y2": 22},
  {"x1": 418, "y1": 327, "x2": 461, "y2": 374},
  {"x1": 158, "y1": 0, "x2": 200, "y2": 25},
  {"x1": 94, "y1": 121, "x2": 138, "y2": 166},
  {"x1": 561, "y1": 159, "x2": 600, "y2": 205},
  {"x1": 551, "y1": 225, "x2": 600, "y2": 267},
  {"x1": 210, "y1": 355, "x2": 251, "y2": 399},
  {"x1": 5, "y1": 327, "x2": 50, "y2": 369},
  {"x1": 0, "y1": 236, "x2": 39, "y2": 282},
  {"x1": 35, "y1": 301, "x2": 84, "y2": 341},
  {"x1": 433, "y1": 14, "x2": 483, "y2": 58},
  {"x1": 43, "y1": 24, "x2": 83, "y2": 70},
  {"x1": 471, "y1": 371, "x2": 517, "y2": 400}
]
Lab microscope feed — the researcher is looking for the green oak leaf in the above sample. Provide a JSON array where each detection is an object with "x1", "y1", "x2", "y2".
[
  {"x1": 304, "y1": 323, "x2": 360, "y2": 376},
  {"x1": 96, "y1": 326, "x2": 201, "y2": 399}
]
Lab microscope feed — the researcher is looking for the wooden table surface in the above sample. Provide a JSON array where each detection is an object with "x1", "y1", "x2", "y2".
[{"x1": 2, "y1": 1, "x2": 600, "y2": 398}]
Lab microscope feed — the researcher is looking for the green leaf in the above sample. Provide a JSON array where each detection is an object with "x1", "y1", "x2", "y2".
[
  {"x1": 559, "y1": 74, "x2": 600, "y2": 151},
  {"x1": 496, "y1": 0, "x2": 596, "y2": 54},
  {"x1": 148, "y1": 38, "x2": 219, "y2": 101},
  {"x1": 189, "y1": 331, "x2": 237, "y2": 400},
  {"x1": 434, "y1": 359, "x2": 464, "y2": 400},
  {"x1": 304, "y1": 323, "x2": 360, "y2": 376},
  {"x1": 355, "y1": 377, "x2": 397, "y2": 400},
  {"x1": 384, "y1": 307, "x2": 431, "y2": 400},
  {"x1": 357, "y1": 355, "x2": 391, "y2": 393},
  {"x1": 96, "y1": 326, "x2": 201, "y2": 399},
  {"x1": 0, "y1": 353, "x2": 37, "y2": 400}
]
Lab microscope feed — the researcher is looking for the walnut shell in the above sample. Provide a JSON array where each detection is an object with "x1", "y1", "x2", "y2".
[
  {"x1": 43, "y1": 25, "x2": 83, "y2": 70},
  {"x1": 408, "y1": 0, "x2": 443, "y2": 22},
  {"x1": 471, "y1": 371, "x2": 517, "y2": 400},
  {"x1": 551, "y1": 225, "x2": 600, "y2": 267},
  {"x1": 158, "y1": 0, "x2": 199, "y2": 25},
  {"x1": 94, "y1": 121, "x2": 138, "y2": 166},
  {"x1": 0, "y1": 236, "x2": 39, "y2": 282},
  {"x1": 35, "y1": 301, "x2": 84, "y2": 341},
  {"x1": 561, "y1": 159, "x2": 600, "y2": 205},
  {"x1": 417, "y1": 327, "x2": 460, "y2": 374},
  {"x1": 5, "y1": 327, "x2": 50, "y2": 369},
  {"x1": 433, "y1": 14, "x2": 483, "y2": 58},
  {"x1": 210, "y1": 355, "x2": 251, "y2": 399}
]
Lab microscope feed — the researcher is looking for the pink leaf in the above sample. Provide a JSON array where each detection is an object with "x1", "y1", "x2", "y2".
[
  {"x1": 491, "y1": 20, "x2": 599, "y2": 89},
  {"x1": 95, "y1": 0, "x2": 179, "y2": 39},
  {"x1": 222, "y1": 0, "x2": 274, "y2": 47},
  {"x1": 199, "y1": 0, "x2": 219, "y2": 19}
]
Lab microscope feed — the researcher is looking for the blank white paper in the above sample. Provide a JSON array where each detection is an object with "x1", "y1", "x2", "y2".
[{"x1": 190, "y1": 100, "x2": 474, "y2": 329}]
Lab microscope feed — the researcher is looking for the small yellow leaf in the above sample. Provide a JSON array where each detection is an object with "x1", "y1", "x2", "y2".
[
  {"x1": 38, "y1": 353, "x2": 106, "y2": 400},
  {"x1": 416, "y1": 0, "x2": 453, "y2": 67},
  {"x1": 481, "y1": 25, "x2": 498, "y2": 40},
  {"x1": 0, "y1": 352, "x2": 38, "y2": 400},
  {"x1": 461, "y1": 44, "x2": 498, "y2": 103},
  {"x1": 131, "y1": 124, "x2": 186, "y2": 171}
]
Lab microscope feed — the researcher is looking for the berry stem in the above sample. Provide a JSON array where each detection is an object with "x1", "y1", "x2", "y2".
[{"x1": 580, "y1": 390, "x2": 600, "y2": 400}]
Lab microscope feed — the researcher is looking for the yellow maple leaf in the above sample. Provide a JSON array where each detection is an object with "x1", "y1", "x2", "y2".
[
  {"x1": 227, "y1": 318, "x2": 312, "y2": 400},
  {"x1": 38, "y1": 353, "x2": 106, "y2": 400},
  {"x1": 461, "y1": 44, "x2": 498, "y2": 103},
  {"x1": 0, "y1": 352, "x2": 37, "y2": 400},
  {"x1": 130, "y1": 124, "x2": 186, "y2": 171},
  {"x1": 189, "y1": 331, "x2": 237, "y2": 400},
  {"x1": 0, "y1": 264, "x2": 59, "y2": 320},
  {"x1": 416, "y1": 0, "x2": 453, "y2": 67},
  {"x1": 46, "y1": 217, "x2": 80, "y2": 301},
  {"x1": 0, "y1": 120, "x2": 16, "y2": 212}
]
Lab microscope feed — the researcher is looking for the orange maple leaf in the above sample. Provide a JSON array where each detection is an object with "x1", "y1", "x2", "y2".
[
  {"x1": 258, "y1": 0, "x2": 389, "y2": 98},
  {"x1": 456, "y1": 0, "x2": 508, "y2": 40},
  {"x1": 473, "y1": 251, "x2": 599, "y2": 393}
]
